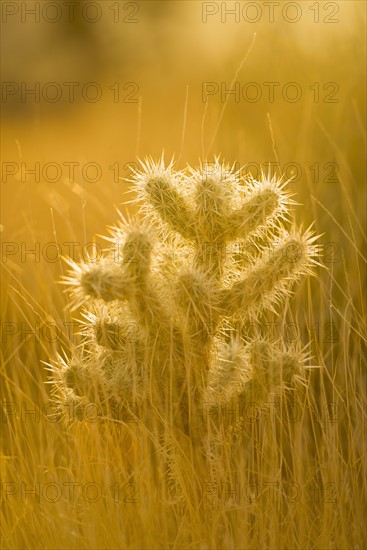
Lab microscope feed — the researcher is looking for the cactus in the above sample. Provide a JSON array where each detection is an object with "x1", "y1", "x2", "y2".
[{"x1": 50, "y1": 157, "x2": 319, "y2": 443}]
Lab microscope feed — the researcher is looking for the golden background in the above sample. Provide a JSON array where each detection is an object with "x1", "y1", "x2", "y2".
[{"x1": 1, "y1": 2, "x2": 366, "y2": 548}]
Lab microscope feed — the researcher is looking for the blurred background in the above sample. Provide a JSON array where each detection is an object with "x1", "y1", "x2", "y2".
[{"x1": 1, "y1": 4, "x2": 366, "y2": 548}]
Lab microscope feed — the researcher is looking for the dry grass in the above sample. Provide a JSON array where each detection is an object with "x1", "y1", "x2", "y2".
[{"x1": 1, "y1": 2, "x2": 366, "y2": 548}]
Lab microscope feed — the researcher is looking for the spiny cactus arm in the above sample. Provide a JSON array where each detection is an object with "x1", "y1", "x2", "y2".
[
  {"x1": 63, "y1": 224, "x2": 174, "y2": 338},
  {"x1": 120, "y1": 227, "x2": 153, "y2": 284},
  {"x1": 172, "y1": 268, "x2": 223, "y2": 409},
  {"x1": 188, "y1": 167, "x2": 292, "y2": 278},
  {"x1": 236, "y1": 340, "x2": 308, "y2": 410},
  {"x1": 131, "y1": 158, "x2": 196, "y2": 240},
  {"x1": 191, "y1": 174, "x2": 229, "y2": 277},
  {"x1": 191, "y1": 173, "x2": 232, "y2": 238},
  {"x1": 146, "y1": 177, "x2": 196, "y2": 239},
  {"x1": 50, "y1": 348, "x2": 107, "y2": 419},
  {"x1": 203, "y1": 339, "x2": 308, "y2": 428},
  {"x1": 52, "y1": 337, "x2": 146, "y2": 421},
  {"x1": 120, "y1": 226, "x2": 174, "y2": 335},
  {"x1": 226, "y1": 175, "x2": 292, "y2": 241},
  {"x1": 203, "y1": 340, "x2": 250, "y2": 407},
  {"x1": 105, "y1": 218, "x2": 172, "y2": 331},
  {"x1": 174, "y1": 268, "x2": 221, "y2": 347},
  {"x1": 80, "y1": 304, "x2": 143, "y2": 352},
  {"x1": 58, "y1": 349, "x2": 95, "y2": 398},
  {"x1": 219, "y1": 229, "x2": 319, "y2": 318},
  {"x1": 108, "y1": 221, "x2": 187, "y2": 389},
  {"x1": 188, "y1": 163, "x2": 237, "y2": 277},
  {"x1": 63, "y1": 257, "x2": 132, "y2": 309}
]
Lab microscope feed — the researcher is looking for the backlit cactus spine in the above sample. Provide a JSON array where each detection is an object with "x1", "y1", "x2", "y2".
[{"x1": 51, "y1": 157, "x2": 319, "y2": 441}]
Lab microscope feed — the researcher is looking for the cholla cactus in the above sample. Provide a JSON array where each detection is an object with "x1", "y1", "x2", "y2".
[{"x1": 50, "y1": 157, "x2": 319, "y2": 442}]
